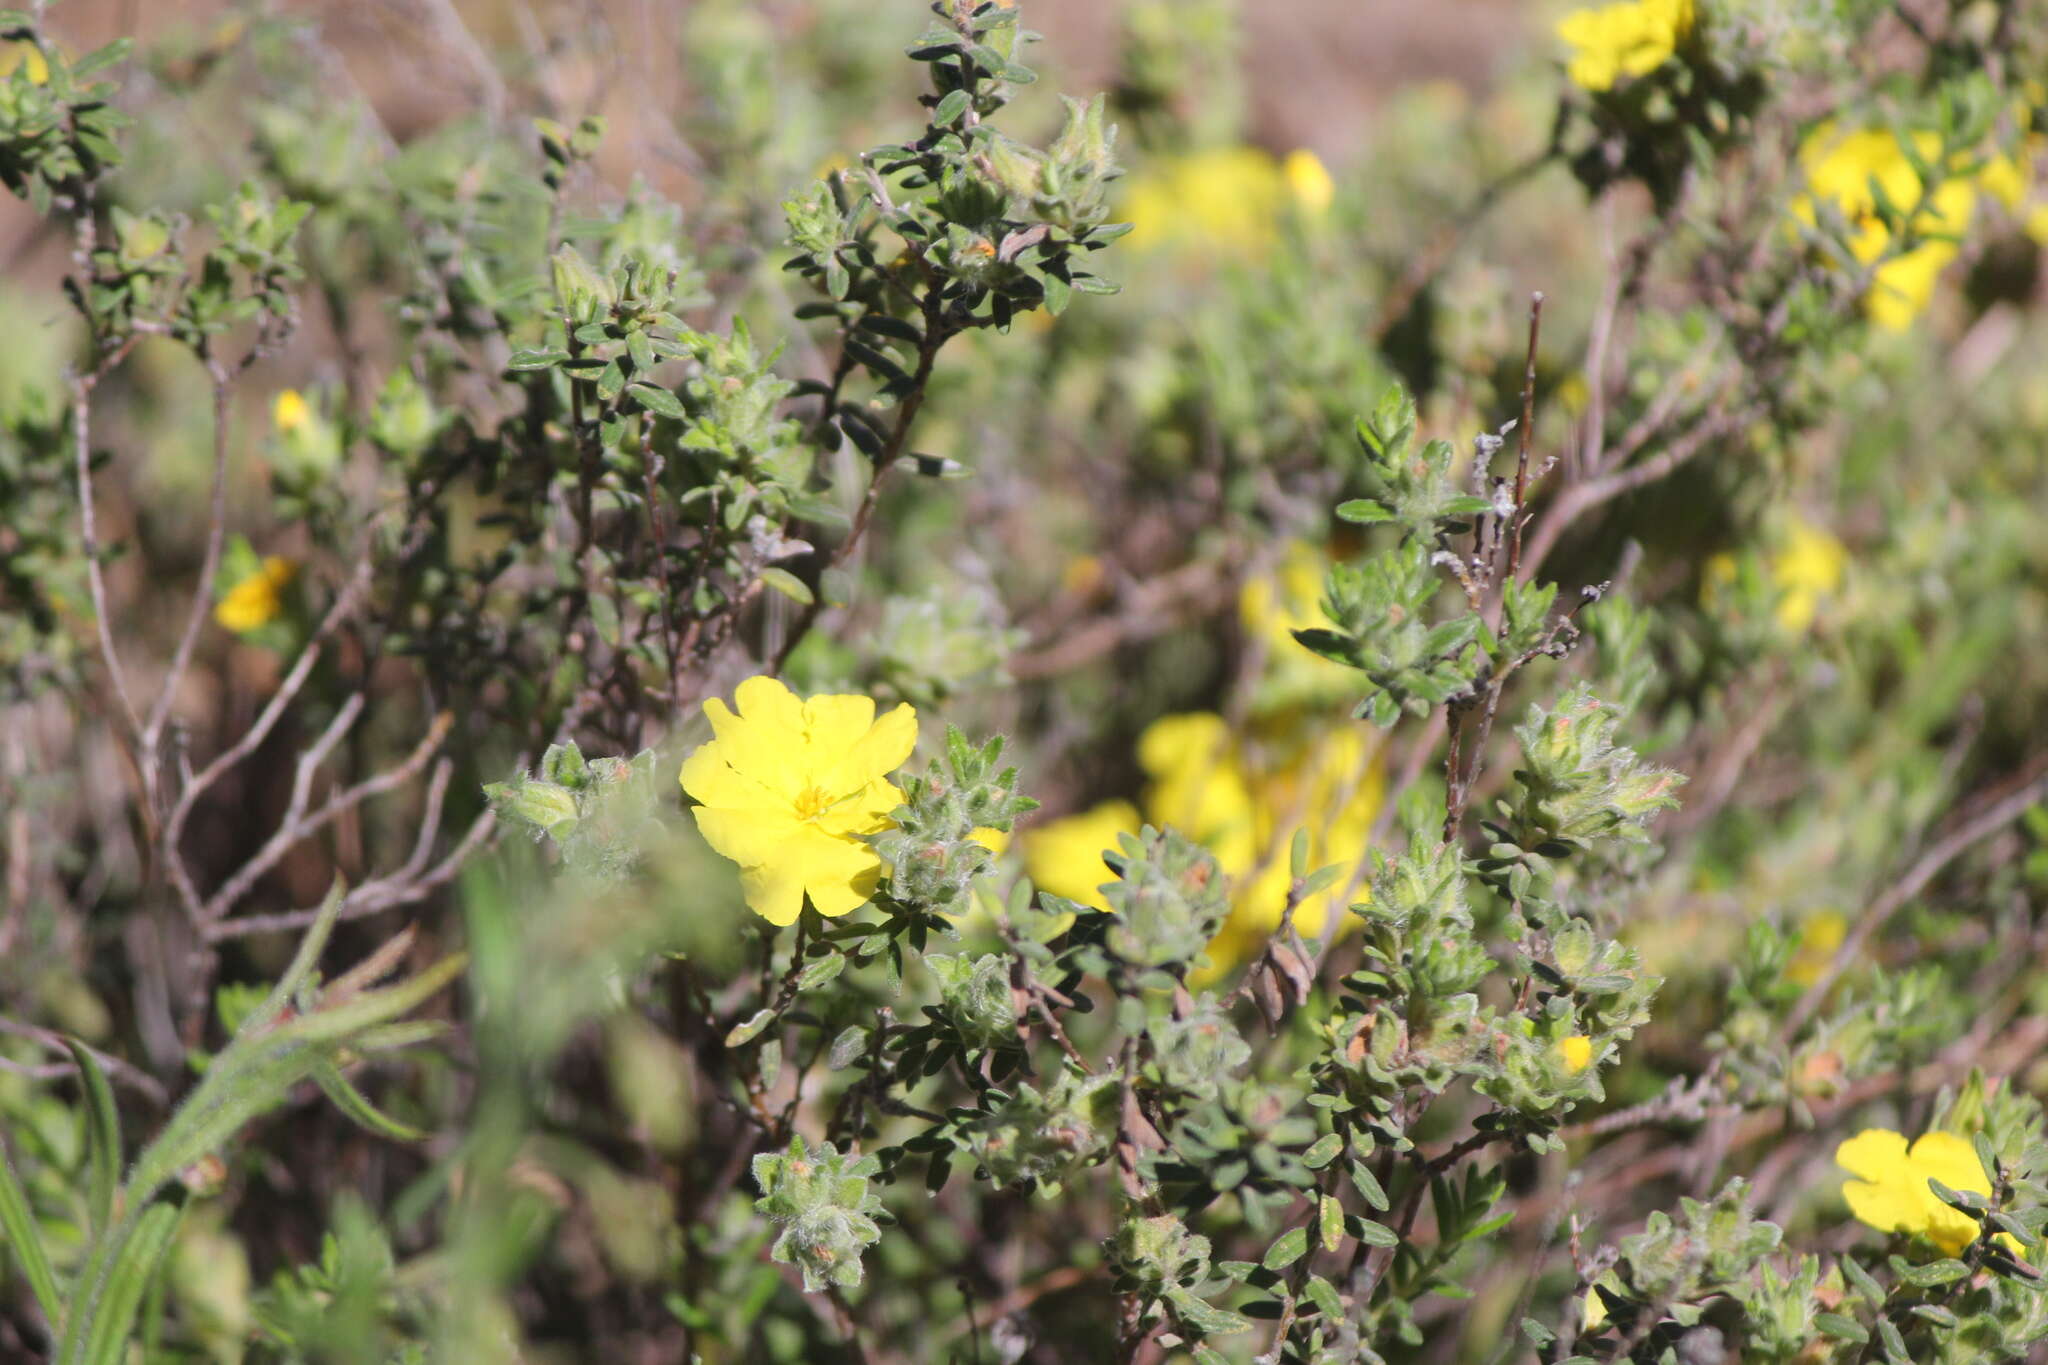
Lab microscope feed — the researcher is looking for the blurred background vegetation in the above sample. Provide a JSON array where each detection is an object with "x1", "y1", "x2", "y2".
[{"x1": 5, "y1": 0, "x2": 2048, "y2": 1361}]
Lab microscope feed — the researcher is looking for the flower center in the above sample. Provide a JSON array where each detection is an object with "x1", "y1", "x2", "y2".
[{"x1": 792, "y1": 784, "x2": 835, "y2": 822}]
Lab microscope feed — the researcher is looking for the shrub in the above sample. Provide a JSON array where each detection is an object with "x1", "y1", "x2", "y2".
[{"x1": 3, "y1": 1, "x2": 2048, "y2": 1362}]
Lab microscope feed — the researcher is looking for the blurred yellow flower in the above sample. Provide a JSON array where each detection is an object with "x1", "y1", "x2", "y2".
[
  {"x1": 1024, "y1": 799, "x2": 1140, "y2": 912},
  {"x1": 1769, "y1": 516, "x2": 1848, "y2": 634},
  {"x1": 214, "y1": 557, "x2": 297, "y2": 633},
  {"x1": 969, "y1": 826, "x2": 1010, "y2": 857},
  {"x1": 1121, "y1": 146, "x2": 1332, "y2": 256},
  {"x1": 1786, "y1": 909, "x2": 1848, "y2": 987},
  {"x1": 1139, "y1": 713, "x2": 1259, "y2": 874},
  {"x1": 1555, "y1": 0, "x2": 1691, "y2": 93},
  {"x1": 273, "y1": 389, "x2": 312, "y2": 435},
  {"x1": 1701, "y1": 515, "x2": 1846, "y2": 635},
  {"x1": 679, "y1": 676, "x2": 917, "y2": 926},
  {"x1": 1280, "y1": 149, "x2": 1335, "y2": 215},
  {"x1": 1022, "y1": 710, "x2": 1383, "y2": 976},
  {"x1": 1, "y1": 40, "x2": 51, "y2": 85},
  {"x1": 1239, "y1": 541, "x2": 1357, "y2": 710},
  {"x1": 1791, "y1": 123, "x2": 2006, "y2": 331},
  {"x1": 1837, "y1": 1128, "x2": 2003, "y2": 1256},
  {"x1": 1558, "y1": 1035, "x2": 1595, "y2": 1074},
  {"x1": 1210, "y1": 723, "x2": 1383, "y2": 977},
  {"x1": 1239, "y1": 544, "x2": 1327, "y2": 660}
]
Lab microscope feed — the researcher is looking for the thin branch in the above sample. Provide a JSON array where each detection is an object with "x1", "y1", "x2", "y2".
[
  {"x1": 162, "y1": 544, "x2": 380, "y2": 921},
  {"x1": 207, "y1": 802, "x2": 495, "y2": 942},
  {"x1": 198, "y1": 707, "x2": 455, "y2": 924},
  {"x1": 0, "y1": 1018, "x2": 169, "y2": 1106},
  {"x1": 1505, "y1": 292, "x2": 1544, "y2": 586},
  {"x1": 141, "y1": 363, "x2": 237, "y2": 801},
  {"x1": 1778, "y1": 754, "x2": 2048, "y2": 1043},
  {"x1": 1520, "y1": 395, "x2": 1751, "y2": 582},
  {"x1": 70, "y1": 372, "x2": 141, "y2": 736}
]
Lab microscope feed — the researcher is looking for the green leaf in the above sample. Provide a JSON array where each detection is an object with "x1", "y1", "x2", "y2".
[
  {"x1": 758, "y1": 568, "x2": 814, "y2": 606},
  {"x1": 1346, "y1": 1215, "x2": 1398, "y2": 1247},
  {"x1": 80, "y1": 1197, "x2": 185, "y2": 1365},
  {"x1": 726, "y1": 1009, "x2": 776, "y2": 1047},
  {"x1": 1347, "y1": 1158, "x2": 1389, "y2": 1211},
  {"x1": 627, "y1": 329, "x2": 655, "y2": 373},
  {"x1": 0, "y1": 1133, "x2": 64, "y2": 1329},
  {"x1": 313, "y1": 1061, "x2": 428, "y2": 1142},
  {"x1": 1041, "y1": 272, "x2": 1071, "y2": 316},
  {"x1": 1301, "y1": 1133, "x2": 1343, "y2": 1170},
  {"x1": 629, "y1": 382, "x2": 685, "y2": 420},
  {"x1": 70, "y1": 39, "x2": 134, "y2": 80},
  {"x1": 1164, "y1": 1285, "x2": 1251, "y2": 1337},
  {"x1": 62, "y1": 1039, "x2": 122, "y2": 1236},
  {"x1": 1895, "y1": 1257, "x2": 1970, "y2": 1288},
  {"x1": 507, "y1": 347, "x2": 570, "y2": 372},
  {"x1": 932, "y1": 89, "x2": 971, "y2": 127},
  {"x1": 1263, "y1": 1225, "x2": 1308, "y2": 1270},
  {"x1": 1335, "y1": 498, "x2": 1394, "y2": 524},
  {"x1": 828, "y1": 1027, "x2": 869, "y2": 1070},
  {"x1": 857, "y1": 314, "x2": 923, "y2": 345},
  {"x1": 796, "y1": 950, "x2": 846, "y2": 991},
  {"x1": 1318, "y1": 1195, "x2": 1344, "y2": 1253}
]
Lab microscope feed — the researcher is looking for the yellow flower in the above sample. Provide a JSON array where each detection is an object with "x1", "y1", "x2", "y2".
[
  {"x1": 1701, "y1": 516, "x2": 1846, "y2": 634},
  {"x1": 969, "y1": 826, "x2": 1010, "y2": 857},
  {"x1": 1280, "y1": 149, "x2": 1335, "y2": 216},
  {"x1": 1558, "y1": 1035, "x2": 1596, "y2": 1074},
  {"x1": 273, "y1": 389, "x2": 312, "y2": 435},
  {"x1": 1239, "y1": 544, "x2": 1328, "y2": 661},
  {"x1": 1837, "y1": 1128, "x2": 2001, "y2": 1256},
  {"x1": 214, "y1": 557, "x2": 297, "y2": 633},
  {"x1": 1786, "y1": 909, "x2": 1848, "y2": 987},
  {"x1": 679, "y1": 676, "x2": 917, "y2": 926},
  {"x1": 1134, "y1": 713, "x2": 1384, "y2": 982},
  {"x1": 1139, "y1": 713, "x2": 1259, "y2": 875},
  {"x1": 1120, "y1": 146, "x2": 1331, "y2": 257},
  {"x1": 1239, "y1": 541, "x2": 1356, "y2": 709},
  {"x1": 1, "y1": 40, "x2": 51, "y2": 85},
  {"x1": 1768, "y1": 515, "x2": 1848, "y2": 634},
  {"x1": 1212, "y1": 724, "x2": 1383, "y2": 973},
  {"x1": 1556, "y1": 0, "x2": 1691, "y2": 93},
  {"x1": 1792, "y1": 123, "x2": 1995, "y2": 331},
  {"x1": 1023, "y1": 800, "x2": 1140, "y2": 912}
]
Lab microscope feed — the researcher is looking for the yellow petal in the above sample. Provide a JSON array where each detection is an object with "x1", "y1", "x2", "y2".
[
  {"x1": 731, "y1": 674, "x2": 805, "y2": 730},
  {"x1": 739, "y1": 858, "x2": 809, "y2": 927},
  {"x1": 274, "y1": 389, "x2": 311, "y2": 434},
  {"x1": 786, "y1": 825, "x2": 883, "y2": 918},
  {"x1": 1836, "y1": 1128, "x2": 1912, "y2": 1183},
  {"x1": 1024, "y1": 800, "x2": 1140, "y2": 911},
  {"x1": 1558, "y1": 1035, "x2": 1595, "y2": 1073},
  {"x1": 692, "y1": 805, "x2": 804, "y2": 869},
  {"x1": 1908, "y1": 1132, "x2": 1989, "y2": 1199},
  {"x1": 824, "y1": 700, "x2": 918, "y2": 792},
  {"x1": 678, "y1": 743, "x2": 782, "y2": 809},
  {"x1": 1282, "y1": 149, "x2": 1334, "y2": 215},
  {"x1": 800, "y1": 691, "x2": 876, "y2": 754},
  {"x1": 702, "y1": 687, "x2": 803, "y2": 802},
  {"x1": 813, "y1": 778, "x2": 906, "y2": 839},
  {"x1": 1138, "y1": 712, "x2": 1231, "y2": 778},
  {"x1": 1842, "y1": 1175, "x2": 1928, "y2": 1242}
]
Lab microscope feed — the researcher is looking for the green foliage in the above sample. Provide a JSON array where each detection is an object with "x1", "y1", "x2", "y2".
[
  {"x1": 7, "y1": 0, "x2": 2048, "y2": 1361},
  {"x1": 751, "y1": 1135, "x2": 886, "y2": 1292}
]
